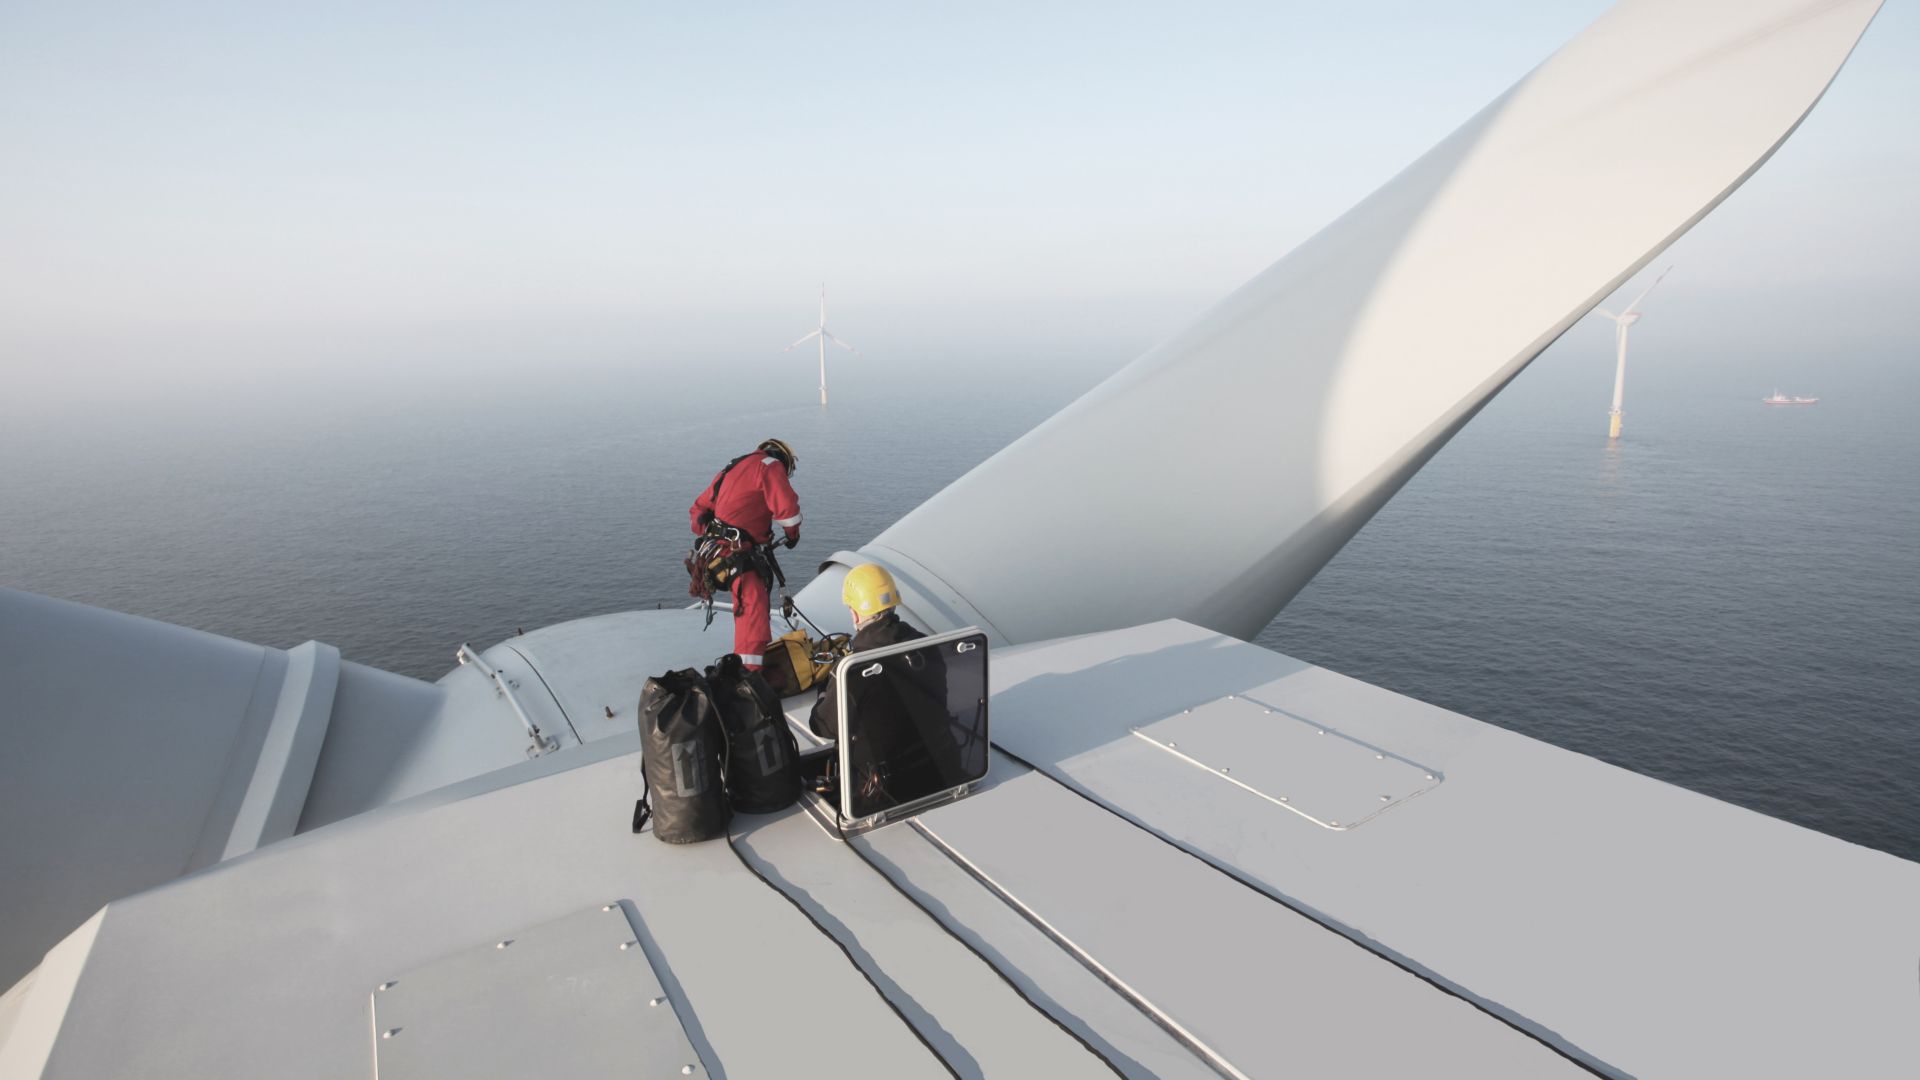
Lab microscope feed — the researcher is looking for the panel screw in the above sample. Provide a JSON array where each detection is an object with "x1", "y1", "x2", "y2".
[
  {"x1": 1375, "y1": 753, "x2": 1384, "y2": 760},
  {"x1": 682, "y1": 1067, "x2": 697, "y2": 1075},
  {"x1": 496, "y1": 940, "x2": 513, "y2": 949},
  {"x1": 620, "y1": 941, "x2": 638, "y2": 950},
  {"x1": 377, "y1": 980, "x2": 398, "y2": 992},
  {"x1": 1220, "y1": 767, "x2": 1230, "y2": 774},
  {"x1": 1316, "y1": 730, "x2": 1326, "y2": 736},
  {"x1": 1380, "y1": 795, "x2": 1391, "y2": 802},
  {"x1": 650, "y1": 997, "x2": 665, "y2": 1007},
  {"x1": 602, "y1": 904, "x2": 615, "y2": 912},
  {"x1": 1425, "y1": 774, "x2": 1435, "y2": 781},
  {"x1": 1167, "y1": 741, "x2": 1177, "y2": 749},
  {"x1": 381, "y1": 1028, "x2": 402, "y2": 1039}
]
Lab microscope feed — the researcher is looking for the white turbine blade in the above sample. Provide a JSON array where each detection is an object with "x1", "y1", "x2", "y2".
[
  {"x1": 825, "y1": 332, "x2": 859, "y2": 356},
  {"x1": 783, "y1": 329, "x2": 822, "y2": 352},
  {"x1": 1594, "y1": 307, "x2": 1621, "y2": 322},
  {"x1": 792, "y1": 0, "x2": 1880, "y2": 648},
  {"x1": 1622, "y1": 264, "x2": 1673, "y2": 315}
]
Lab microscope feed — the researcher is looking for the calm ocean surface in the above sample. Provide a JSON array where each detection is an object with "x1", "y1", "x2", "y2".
[{"x1": 4, "y1": 345, "x2": 1916, "y2": 861}]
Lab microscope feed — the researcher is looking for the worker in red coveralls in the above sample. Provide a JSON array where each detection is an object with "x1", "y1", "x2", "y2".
[{"x1": 689, "y1": 438, "x2": 802, "y2": 671}]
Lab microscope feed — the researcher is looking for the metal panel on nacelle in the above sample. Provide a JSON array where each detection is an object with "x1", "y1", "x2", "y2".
[
  {"x1": 1132, "y1": 694, "x2": 1442, "y2": 830},
  {"x1": 797, "y1": 0, "x2": 1884, "y2": 645},
  {"x1": 983, "y1": 619, "x2": 1920, "y2": 1077},
  {"x1": 370, "y1": 904, "x2": 704, "y2": 1080}
]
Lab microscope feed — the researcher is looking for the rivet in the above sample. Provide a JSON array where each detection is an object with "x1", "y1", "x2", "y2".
[
  {"x1": 1264, "y1": 709, "x2": 1273, "y2": 714},
  {"x1": 1167, "y1": 741, "x2": 1177, "y2": 749},
  {"x1": 1219, "y1": 767, "x2": 1230, "y2": 775},
  {"x1": 1316, "y1": 730, "x2": 1326, "y2": 736},
  {"x1": 650, "y1": 997, "x2": 665, "y2": 1007},
  {"x1": 1375, "y1": 753, "x2": 1384, "y2": 760},
  {"x1": 1279, "y1": 796, "x2": 1289, "y2": 802},
  {"x1": 381, "y1": 1028, "x2": 402, "y2": 1039},
  {"x1": 1182, "y1": 708, "x2": 1190, "y2": 714},
  {"x1": 1425, "y1": 774, "x2": 1435, "y2": 781},
  {"x1": 1380, "y1": 795, "x2": 1391, "y2": 802},
  {"x1": 1226, "y1": 694, "x2": 1234, "y2": 699},
  {"x1": 602, "y1": 904, "x2": 615, "y2": 912},
  {"x1": 620, "y1": 940, "x2": 638, "y2": 950},
  {"x1": 1330, "y1": 820, "x2": 1340, "y2": 826},
  {"x1": 496, "y1": 940, "x2": 513, "y2": 950},
  {"x1": 377, "y1": 980, "x2": 398, "y2": 992},
  {"x1": 682, "y1": 1067, "x2": 697, "y2": 1075}
]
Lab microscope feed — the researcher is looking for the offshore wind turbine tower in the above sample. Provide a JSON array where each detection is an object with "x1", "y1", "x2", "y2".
[
  {"x1": 1597, "y1": 266, "x2": 1671, "y2": 439},
  {"x1": 784, "y1": 285, "x2": 859, "y2": 405}
]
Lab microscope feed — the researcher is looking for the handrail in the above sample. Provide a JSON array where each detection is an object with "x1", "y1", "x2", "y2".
[{"x1": 457, "y1": 644, "x2": 560, "y2": 758}]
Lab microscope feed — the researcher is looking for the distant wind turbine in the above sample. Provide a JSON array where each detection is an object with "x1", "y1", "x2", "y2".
[
  {"x1": 783, "y1": 286, "x2": 858, "y2": 406},
  {"x1": 1595, "y1": 266, "x2": 1672, "y2": 440}
]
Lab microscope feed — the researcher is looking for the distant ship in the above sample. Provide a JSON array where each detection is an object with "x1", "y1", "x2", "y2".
[{"x1": 1763, "y1": 390, "x2": 1819, "y2": 405}]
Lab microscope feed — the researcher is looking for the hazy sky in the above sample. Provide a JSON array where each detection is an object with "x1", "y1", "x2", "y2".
[{"x1": 1, "y1": 1, "x2": 1914, "y2": 396}]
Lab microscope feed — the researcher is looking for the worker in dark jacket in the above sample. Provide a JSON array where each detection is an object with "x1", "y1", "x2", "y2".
[
  {"x1": 809, "y1": 563, "x2": 923, "y2": 739},
  {"x1": 810, "y1": 564, "x2": 960, "y2": 816},
  {"x1": 689, "y1": 438, "x2": 802, "y2": 671}
]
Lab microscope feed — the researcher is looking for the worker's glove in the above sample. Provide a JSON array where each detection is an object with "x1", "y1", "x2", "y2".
[{"x1": 783, "y1": 533, "x2": 799, "y2": 549}]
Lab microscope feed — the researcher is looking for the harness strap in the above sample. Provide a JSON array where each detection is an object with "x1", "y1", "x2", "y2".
[
  {"x1": 709, "y1": 453, "x2": 749, "y2": 505},
  {"x1": 699, "y1": 454, "x2": 753, "y2": 535}
]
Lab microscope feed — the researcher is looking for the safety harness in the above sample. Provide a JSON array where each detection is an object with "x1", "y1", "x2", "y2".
[{"x1": 685, "y1": 455, "x2": 788, "y2": 629}]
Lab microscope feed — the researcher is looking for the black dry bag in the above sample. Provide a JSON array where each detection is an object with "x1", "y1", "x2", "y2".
[
  {"x1": 708, "y1": 655, "x2": 802, "y2": 814},
  {"x1": 637, "y1": 668, "x2": 730, "y2": 843}
]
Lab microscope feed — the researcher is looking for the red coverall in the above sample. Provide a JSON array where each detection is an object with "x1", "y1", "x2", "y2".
[{"x1": 689, "y1": 453, "x2": 802, "y2": 670}]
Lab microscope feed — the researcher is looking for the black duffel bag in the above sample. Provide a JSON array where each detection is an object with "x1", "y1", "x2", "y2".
[
  {"x1": 708, "y1": 654, "x2": 802, "y2": 814},
  {"x1": 636, "y1": 668, "x2": 730, "y2": 843}
]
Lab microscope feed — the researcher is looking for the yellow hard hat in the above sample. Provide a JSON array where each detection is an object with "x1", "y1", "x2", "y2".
[
  {"x1": 758, "y1": 437, "x2": 797, "y2": 475},
  {"x1": 842, "y1": 563, "x2": 900, "y2": 618}
]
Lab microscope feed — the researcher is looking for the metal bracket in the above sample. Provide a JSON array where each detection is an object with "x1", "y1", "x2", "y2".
[{"x1": 457, "y1": 644, "x2": 560, "y2": 758}]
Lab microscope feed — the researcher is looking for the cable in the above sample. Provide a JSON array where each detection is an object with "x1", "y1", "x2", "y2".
[
  {"x1": 838, "y1": 829, "x2": 1130, "y2": 1076},
  {"x1": 721, "y1": 827, "x2": 960, "y2": 1080},
  {"x1": 779, "y1": 592, "x2": 833, "y2": 641},
  {"x1": 793, "y1": 694, "x2": 1126, "y2": 1074},
  {"x1": 710, "y1": 681, "x2": 956, "y2": 1078}
]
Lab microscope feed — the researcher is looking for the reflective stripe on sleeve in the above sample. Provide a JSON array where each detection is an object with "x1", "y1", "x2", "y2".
[
  {"x1": 738, "y1": 654, "x2": 763, "y2": 665},
  {"x1": 774, "y1": 514, "x2": 802, "y2": 528}
]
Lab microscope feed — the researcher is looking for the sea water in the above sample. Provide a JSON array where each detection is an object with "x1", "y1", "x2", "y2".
[{"x1": 4, "y1": 347, "x2": 1916, "y2": 861}]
